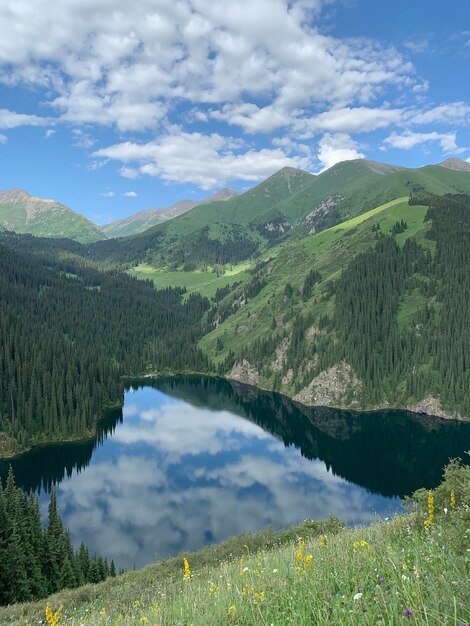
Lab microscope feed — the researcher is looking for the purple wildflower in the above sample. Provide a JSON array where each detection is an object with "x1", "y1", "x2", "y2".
[
  {"x1": 379, "y1": 577, "x2": 385, "y2": 584},
  {"x1": 405, "y1": 609, "x2": 413, "y2": 618}
]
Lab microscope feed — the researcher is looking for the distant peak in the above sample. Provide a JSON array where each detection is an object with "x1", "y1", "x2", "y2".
[
  {"x1": 0, "y1": 188, "x2": 31, "y2": 198},
  {"x1": 439, "y1": 157, "x2": 470, "y2": 172}
]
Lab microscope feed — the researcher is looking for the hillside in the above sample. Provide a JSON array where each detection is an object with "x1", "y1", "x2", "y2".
[
  {"x1": 93, "y1": 158, "x2": 470, "y2": 270},
  {"x1": 0, "y1": 189, "x2": 106, "y2": 243},
  {"x1": 102, "y1": 187, "x2": 240, "y2": 238},
  {"x1": 2, "y1": 460, "x2": 469, "y2": 625},
  {"x1": 200, "y1": 192, "x2": 470, "y2": 418}
]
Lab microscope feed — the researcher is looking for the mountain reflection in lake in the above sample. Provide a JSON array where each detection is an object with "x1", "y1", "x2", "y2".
[{"x1": 2, "y1": 377, "x2": 470, "y2": 570}]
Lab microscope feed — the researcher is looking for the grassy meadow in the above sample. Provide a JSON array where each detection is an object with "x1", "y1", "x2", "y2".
[
  {"x1": 4, "y1": 458, "x2": 469, "y2": 626},
  {"x1": 128, "y1": 262, "x2": 252, "y2": 299}
]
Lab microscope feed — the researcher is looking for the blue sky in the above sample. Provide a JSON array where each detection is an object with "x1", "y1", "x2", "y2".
[{"x1": 0, "y1": 0, "x2": 469, "y2": 224}]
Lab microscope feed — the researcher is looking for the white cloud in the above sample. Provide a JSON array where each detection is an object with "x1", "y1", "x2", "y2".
[
  {"x1": 123, "y1": 191, "x2": 137, "y2": 197},
  {"x1": 316, "y1": 133, "x2": 365, "y2": 171},
  {"x1": 44, "y1": 128, "x2": 56, "y2": 138},
  {"x1": 383, "y1": 131, "x2": 462, "y2": 153},
  {"x1": 93, "y1": 129, "x2": 312, "y2": 188},
  {"x1": 0, "y1": 108, "x2": 49, "y2": 129},
  {"x1": 405, "y1": 102, "x2": 470, "y2": 126},
  {"x1": 0, "y1": 133, "x2": 7, "y2": 143},
  {"x1": 0, "y1": 0, "x2": 413, "y2": 132},
  {"x1": 296, "y1": 106, "x2": 403, "y2": 136},
  {"x1": 100, "y1": 191, "x2": 116, "y2": 198}
]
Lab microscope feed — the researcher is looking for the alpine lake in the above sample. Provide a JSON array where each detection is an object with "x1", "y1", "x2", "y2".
[{"x1": 2, "y1": 377, "x2": 470, "y2": 570}]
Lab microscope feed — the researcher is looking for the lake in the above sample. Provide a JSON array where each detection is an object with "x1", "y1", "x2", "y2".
[{"x1": 2, "y1": 376, "x2": 470, "y2": 570}]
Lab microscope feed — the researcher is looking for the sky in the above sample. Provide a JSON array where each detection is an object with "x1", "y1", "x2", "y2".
[{"x1": 0, "y1": 0, "x2": 469, "y2": 224}]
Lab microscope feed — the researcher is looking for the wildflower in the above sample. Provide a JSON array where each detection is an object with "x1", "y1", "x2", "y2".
[
  {"x1": 208, "y1": 581, "x2": 219, "y2": 597},
  {"x1": 378, "y1": 577, "x2": 385, "y2": 584},
  {"x1": 296, "y1": 550, "x2": 303, "y2": 562},
  {"x1": 183, "y1": 557, "x2": 191, "y2": 582},
  {"x1": 395, "y1": 515, "x2": 403, "y2": 525},
  {"x1": 305, "y1": 555, "x2": 313, "y2": 567},
  {"x1": 405, "y1": 609, "x2": 413, "y2": 618},
  {"x1": 254, "y1": 591, "x2": 266, "y2": 604},
  {"x1": 45, "y1": 605, "x2": 63, "y2": 626},
  {"x1": 450, "y1": 489, "x2": 456, "y2": 508},
  {"x1": 298, "y1": 537, "x2": 305, "y2": 550},
  {"x1": 272, "y1": 568, "x2": 278, "y2": 573},
  {"x1": 228, "y1": 605, "x2": 236, "y2": 614},
  {"x1": 319, "y1": 534, "x2": 327, "y2": 548},
  {"x1": 424, "y1": 491, "x2": 434, "y2": 528},
  {"x1": 353, "y1": 593, "x2": 363, "y2": 601},
  {"x1": 140, "y1": 617, "x2": 148, "y2": 624},
  {"x1": 352, "y1": 539, "x2": 369, "y2": 549}
]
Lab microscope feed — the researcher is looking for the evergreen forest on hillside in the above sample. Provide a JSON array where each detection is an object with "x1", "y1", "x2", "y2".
[
  {"x1": 0, "y1": 242, "x2": 209, "y2": 455},
  {"x1": 215, "y1": 193, "x2": 469, "y2": 416}
]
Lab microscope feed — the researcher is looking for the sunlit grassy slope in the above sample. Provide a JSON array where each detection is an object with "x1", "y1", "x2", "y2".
[
  {"x1": 128, "y1": 261, "x2": 251, "y2": 299},
  {"x1": 3, "y1": 461, "x2": 469, "y2": 626},
  {"x1": 199, "y1": 197, "x2": 429, "y2": 362}
]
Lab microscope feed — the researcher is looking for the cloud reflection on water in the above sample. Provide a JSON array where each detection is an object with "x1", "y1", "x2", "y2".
[{"x1": 55, "y1": 387, "x2": 398, "y2": 569}]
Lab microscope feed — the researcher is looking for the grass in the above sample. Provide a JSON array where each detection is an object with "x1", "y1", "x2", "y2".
[
  {"x1": 128, "y1": 262, "x2": 251, "y2": 299},
  {"x1": 4, "y1": 459, "x2": 469, "y2": 626},
  {"x1": 199, "y1": 197, "x2": 429, "y2": 364}
]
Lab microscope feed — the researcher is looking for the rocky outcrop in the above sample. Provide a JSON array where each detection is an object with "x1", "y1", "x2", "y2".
[
  {"x1": 407, "y1": 396, "x2": 463, "y2": 421},
  {"x1": 293, "y1": 362, "x2": 361, "y2": 407},
  {"x1": 228, "y1": 360, "x2": 261, "y2": 386}
]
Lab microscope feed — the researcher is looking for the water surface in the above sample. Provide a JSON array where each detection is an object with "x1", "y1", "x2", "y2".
[{"x1": 2, "y1": 377, "x2": 469, "y2": 569}]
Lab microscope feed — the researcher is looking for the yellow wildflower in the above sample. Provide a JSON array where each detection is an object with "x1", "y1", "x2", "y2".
[
  {"x1": 45, "y1": 605, "x2": 63, "y2": 626},
  {"x1": 296, "y1": 550, "x2": 303, "y2": 562},
  {"x1": 424, "y1": 490, "x2": 434, "y2": 528},
  {"x1": 228, "y1": 605, "x2": 237, "y2": 614},
  {"x1": 352, "y1": 540, "x2": 369, "y2": 549},
  {"x1": 305, "y1": 555, "x2": 313, "y2": 567},
  {"x1": 183, "y1": 557, "x2": 191, "y2": 582},
  {"x1": 140, "y1": 617, "x2": 148, "y2": 624}
]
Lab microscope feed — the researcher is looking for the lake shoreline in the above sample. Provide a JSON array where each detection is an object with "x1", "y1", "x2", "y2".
[{"x1": 1, "y1": 369, "x2": 466, "y2": 461}]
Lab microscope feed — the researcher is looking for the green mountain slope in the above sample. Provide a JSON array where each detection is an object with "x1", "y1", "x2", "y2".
[
  {"x1": 201, "y1": 192, "x2": 469, "y2": 418},
  {"x1": 0, "y1": 189, "x2": 106, "y2": 243},
  {"x1": 96, "y1": 158, "x2": 470, "y2": 270}
]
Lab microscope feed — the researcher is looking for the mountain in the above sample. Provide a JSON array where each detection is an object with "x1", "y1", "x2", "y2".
[
  {"x1": 200, "y1": 191, "x2": 469, "y2": 418},
  {"x1": 102, "y1": 187, "x2": 240, "y2": 238},
  {"x1": 90, "y1": 158, "x2": 470, "y2": 270},
  {"x1": 0, "y1": 189, "x2": 106, "y2": 243},
  {"x1": 439, "y1": 157, "x2": 470, "y2": 172}
]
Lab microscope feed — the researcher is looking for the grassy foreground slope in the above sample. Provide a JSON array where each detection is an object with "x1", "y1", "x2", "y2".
[{"x1": 3, "y1": 459, "x2": 469, "y2": 626}]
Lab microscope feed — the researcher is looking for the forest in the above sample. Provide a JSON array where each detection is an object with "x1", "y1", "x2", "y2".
[
  {"x1": 0, "y1": 468, "x2": 114, "y2": 605},
  {"x1": 0, "y1": 239, "x2": 209, "y2": 454}
]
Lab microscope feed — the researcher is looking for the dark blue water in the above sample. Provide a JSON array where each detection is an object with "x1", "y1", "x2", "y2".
[{"x1": 2, "y1": 377, "x2": 470, "y2": 569}]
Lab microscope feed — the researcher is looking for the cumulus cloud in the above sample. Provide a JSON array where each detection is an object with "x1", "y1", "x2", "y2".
[
  {"x1": 405, "y1": 102, "x2": 470, "y2": 126},
  {"x1": 123, "y1": 191, "x2": 137, "y2": 197},
  {"x1": 0, "y1": 108, "x2": 49, "y2": 129},
  {"x1": 316, "y1": 133, "x2": 365, "y2": 171},
  {"x1": 44, "y1": 128, "x2": 56, "y2": 138},
  {"x1": 93, "y1": 129, "x2": 312, "y2": 188},
  {"x1": 0, "y1": 0, "x2": 413, "y2": 132},
  {"x1": 383, "y1": 131, "x2": 462, "y2": 153}
]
